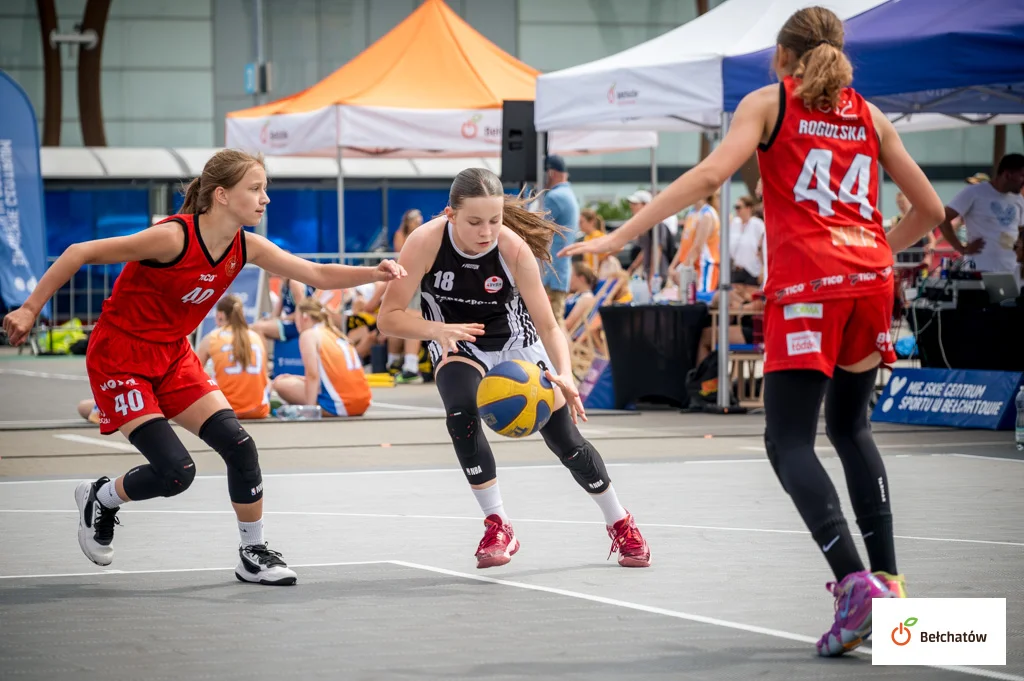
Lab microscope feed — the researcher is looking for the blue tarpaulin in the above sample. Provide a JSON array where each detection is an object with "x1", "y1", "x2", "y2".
[{"x1": 723, "y1": 0, "x2": 1024, "y2": 114}]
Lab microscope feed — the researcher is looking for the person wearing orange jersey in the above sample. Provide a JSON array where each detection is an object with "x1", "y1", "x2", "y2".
[
  {"x1": 196, "y1": 295, "x2": 270, "y2": 420},
  {"x1": 271, "y1": 298, "x2": 371, "y2": 417}
]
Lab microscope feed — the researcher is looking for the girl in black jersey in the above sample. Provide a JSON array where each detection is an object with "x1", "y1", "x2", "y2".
[{"x1": 377, "y1": 168, "x2": 650, "y2": 569}]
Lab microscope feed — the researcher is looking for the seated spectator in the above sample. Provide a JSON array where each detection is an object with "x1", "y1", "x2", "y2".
[
  {"x1": 346, "y1": 282, "x2": 384, "y2": 363},
  {"x1": 252, "y1": 277, "x2": 313, "y2": 344},
  {"x1": 272, "y1": 299, "x2": 371, "y2": 417},
  {"x1": 565, "y1": 262, "x2": 598, "y2": 330},
  {"x1": 196, "y1": 295, "x2": 271, "y2": 420},
  {"x1": 393, "y1": 209, "x2": 423, "y2": 252}
]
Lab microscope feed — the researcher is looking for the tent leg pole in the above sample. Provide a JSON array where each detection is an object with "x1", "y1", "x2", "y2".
[
  {"x1": 337, "y1": 145, "x2": 345, "y2": 263},
  {"x1": 716, "y1": 112, "x2": 736, "y2": 412},
  {"x1": 650, "y1": 146, "x2": 659, "y2": 297}
]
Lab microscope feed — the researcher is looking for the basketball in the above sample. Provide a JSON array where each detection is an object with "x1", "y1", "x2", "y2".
[{"x1": 477, "y1": 360, "x2": 555, "y2": 438}]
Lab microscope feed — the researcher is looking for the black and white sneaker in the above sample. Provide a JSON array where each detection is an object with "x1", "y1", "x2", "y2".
[
  {"x1": 75, "y1": 477, "x2": 120, "y2": 566},
  {"x1": 235, "y1": 544, "x2": 297, "y2": 585}
]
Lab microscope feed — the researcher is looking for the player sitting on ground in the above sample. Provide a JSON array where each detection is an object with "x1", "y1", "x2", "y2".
[
  {"x1": 272, "y1": 298, "x2": 372, "y2": 417},
  {"x1": 196, "y1": 294, "x2": 271, "y2": 420}
]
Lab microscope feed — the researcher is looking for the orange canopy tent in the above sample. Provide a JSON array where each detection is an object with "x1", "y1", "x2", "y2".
[{"x1": 224, "y1": 0, "x2": 655, "y2": 158}]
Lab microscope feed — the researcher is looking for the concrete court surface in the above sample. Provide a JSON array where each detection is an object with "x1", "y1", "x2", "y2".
[{"x1": 1, "y1": 353, "x2": 1022, "y2": 680}]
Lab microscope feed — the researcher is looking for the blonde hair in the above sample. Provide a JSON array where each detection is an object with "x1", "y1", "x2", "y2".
[
  {"x1": 776, "y1": 7, "x2": 853, "y2": 111},
  {"x1": 215, "y1": 295, "x2": 252, "y2": 368},
  {"x1": 180, "y1": 149, "x2": 265, "y2": 214},
  {"x1": 448, "y1": 167, "x2": 564, "y2": 262},
  {"x1": 297, "y1": 298, "x2": 345, "y2": 340},
  {"x1": 399, "y1": 209, "x2": 422, "y2": 236},
  {"x1": 580, "y1": 208, "x2": 606, "y2": 233}
]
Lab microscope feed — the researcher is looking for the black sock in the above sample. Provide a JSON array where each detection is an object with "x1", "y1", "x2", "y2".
[
  {"x1": 857, "y1": 514, "x2": 897, "y2": 575},
  {"x1": 812, "y1": 519, "x2": 865, "y2": 581}
]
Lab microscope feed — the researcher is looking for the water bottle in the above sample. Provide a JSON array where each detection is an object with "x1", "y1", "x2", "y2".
[
  {"x1": 1015, "y1": 386, "x2": 1024, "y2": 452},
  {"x1": 651, "y1": 272, "x2": 663, "y2": 295},
  {"x1": 276, "y1": 404, "x2": 323, "y2": 421}
]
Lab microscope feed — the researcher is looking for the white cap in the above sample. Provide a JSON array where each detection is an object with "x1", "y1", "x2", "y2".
[{"x1": 627, "y1": 189, "x2": 653, "y2": 204}]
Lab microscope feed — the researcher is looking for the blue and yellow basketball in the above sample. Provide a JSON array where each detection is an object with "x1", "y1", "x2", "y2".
[{"x1": 477, "y1": 360, "x2": 555, "y2": 438}]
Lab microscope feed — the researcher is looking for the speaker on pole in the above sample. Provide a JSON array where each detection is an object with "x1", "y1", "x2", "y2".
[{"x1": 501, "y1": 100, "x2": 540, "y2": 185}]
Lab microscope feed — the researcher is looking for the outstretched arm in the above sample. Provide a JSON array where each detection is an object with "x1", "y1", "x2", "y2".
[
  {"x1": 246, "y1": 232, "x2": 406, "y2": 290},
  {"x1": 2, "y1": 223, "x2": 184, "y2": 345}
]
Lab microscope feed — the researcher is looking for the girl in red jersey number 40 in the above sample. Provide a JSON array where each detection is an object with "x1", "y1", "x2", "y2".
[
  {"x1": 2, "y1": 149, "x2": 406, "y2": 586},
  {"x1": 562, "y1": 7, "x2": 945, "y2": 658}
]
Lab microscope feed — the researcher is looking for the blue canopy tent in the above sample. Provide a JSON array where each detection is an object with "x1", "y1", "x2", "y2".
[{"x1": 723, "y1": 0, "x2": 1024, "y2": 118}]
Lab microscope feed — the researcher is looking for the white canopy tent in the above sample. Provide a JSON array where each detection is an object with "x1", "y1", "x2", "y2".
[{"x1": 536, "y1": 0, "x2": 1024, "y2": 411}]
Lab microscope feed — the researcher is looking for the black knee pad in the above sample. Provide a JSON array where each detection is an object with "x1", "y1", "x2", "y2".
[
  {"x1": 126, "y1": 418, "x2": 196, "y2": 499},
  {"x1": 446, "y1": 408, "x2": 496, "y2": 485},
  {"x1": 540, "y1": 406, "x2": 610, "y2": 494},
  {"x1": 199, "y1": 409, "x2": 262, "y2": 503}
]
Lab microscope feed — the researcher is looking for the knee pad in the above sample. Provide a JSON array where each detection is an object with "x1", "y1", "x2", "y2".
[
  {"x1": 446, "y1": 408, "x2": 496, "y2": 485},
  {"x1": 126, "y1": 418, "x2": 196, "y2": 499},
  {"x1": 541, "y1": 406, "x2": 609, "y2": 494},
  {"x1": 199, "y1": 409, "x2": 262, "y2": 503}
]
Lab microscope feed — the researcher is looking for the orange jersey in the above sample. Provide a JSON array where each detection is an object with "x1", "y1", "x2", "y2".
[
  {"x1": 757, "y1": 76, "x2": 892, "y2": 304},
  {"x1": 310, "y1": 324, "x2": 371, "y2": 416},
  {"x1": 206, "y1": 328, "x2": 270, "y2": 419}
]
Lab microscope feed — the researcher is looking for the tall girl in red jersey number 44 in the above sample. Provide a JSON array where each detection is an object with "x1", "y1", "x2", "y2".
[
  {"x1": 562, "y1": 8, "x2": 944, "y2": 657},
  {"x1": 2, "y1": 150, "x2": 405, "y2": 586}
]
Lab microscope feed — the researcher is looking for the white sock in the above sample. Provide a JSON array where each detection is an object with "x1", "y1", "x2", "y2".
[
  {"x1": 402, "y1": 353, "x2": 419, "y2": 373},
  {"x1": 96, "y1": 480, "x2": 125, "y2": 509},
  {"x1": 472, "y1": 482, "x2": 508, "y2": 523},
  {"x1": 591, "y1": 484, "x2": 628, "y2": 526},
  {"x1": 388, "y1": 353, "x2": 400, "y2": 366},
  {"x1": 238, "y1": 519, "x2": 264, "y2": 546}
]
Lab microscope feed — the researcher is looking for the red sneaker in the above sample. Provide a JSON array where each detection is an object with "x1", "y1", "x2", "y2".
[
  {"x1": 475, "y1": 514, "x2": 520, "y2": 569},
  {"x1": 607, "y1": 512, "x2": 651, "y2": 567}
]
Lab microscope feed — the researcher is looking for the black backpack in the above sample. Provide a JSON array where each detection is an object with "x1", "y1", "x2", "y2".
[{"x1": 685, "y1": 350, "x2": 738, "y2": 409}]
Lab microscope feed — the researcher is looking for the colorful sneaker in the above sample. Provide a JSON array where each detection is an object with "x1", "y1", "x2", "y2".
[
  {"x1": 75, "y1": 477, "x2": 120, "y2": 566},
  {"x1": 475, "y1": 514, "x2": 519, "y2": 569},
  {"x1": 607, "y1": 512, "x2": 651, "y2": 567},
  {"x1": 874, "y1": 571, "x2": 907, "y2": 598},
  {"x1": 387, "y1": 361, "x2": 402, "y2": 376},
  {"x1": 235, "y1": 543, "x2": 297, "y2": 586},
  {"x1": 395, "y1": 370, "x2": 422, "y2": 384},
  {"x1": 817, "y1": 570, "x2": 894, "y2": 657}
]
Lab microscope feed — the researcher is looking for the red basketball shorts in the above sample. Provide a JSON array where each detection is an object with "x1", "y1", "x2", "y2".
[
  {"x1": 86, "y1": 321, "x2": 217, "y2": 434},
  {"x1": 763, "y1": 292, "x2": 896, "y2": 377}
]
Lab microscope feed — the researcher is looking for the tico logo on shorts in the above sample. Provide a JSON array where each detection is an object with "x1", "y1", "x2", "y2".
[{"x1": 484, "y1": 276, "x2": 503, "y2": 293}]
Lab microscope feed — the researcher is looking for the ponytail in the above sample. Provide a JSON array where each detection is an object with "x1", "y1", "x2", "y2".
[
  {"x1": 502, "y1": 193, "x2": 565, "y2": 262},
  {"x1": 776, "y1": 7, "x2": 852, "y2": 111},
  {"x1": 216, "y1": 295, "x2": 252, "y2": 368},
  {"x1": 297, "y1": 298, "x2": 345, "y2": 341},
  {"x1": 180, "y1": 177, "x2": 202, "y2": 214},
  {"x1": 793, "y1": 43, "x2": 853, "y2": 111}
]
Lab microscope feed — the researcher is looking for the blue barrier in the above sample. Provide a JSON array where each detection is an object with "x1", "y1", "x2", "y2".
[
  {"x1": 578, "y1": 356, "x2": 617, "y2": 410},
  {"x1": 871, "y1": 367, "x2": 1024, "y2": 431},
  {"x1": 273, "y1": 336, "x2": 304, "y2": 377}
]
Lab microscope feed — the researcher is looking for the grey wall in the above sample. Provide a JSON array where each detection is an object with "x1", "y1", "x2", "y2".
[
  {"x1": 1, "y1": 0, "x2": 215, "y2": 146},
  {"x1": 1, "y1": 0, "x2": 1021, "y2": 170}
]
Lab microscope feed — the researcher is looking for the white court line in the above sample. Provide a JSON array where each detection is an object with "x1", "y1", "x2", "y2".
[
  {"x1": 0, "y1": 462, "x2": 633, "y2": 485},
  {"x1": 951, "y1": 453, "x2": 1024, "y2": 463},
  {"x1": 4, "y1": 509, "x2": 1020, "y2": 548},
  {"x1": 369, "y1": 401, "x2": 446, "y2": 414},
  {"x1": 0, "y1": 557, "x2": 1016, "y2": 680},
  {"x1": 0, "y1": 559, "x2": 386, "y2": 581},
  {"x1": 52, "y1": 434, "x2": 137, "y2": 452},
  {"x1": 0, "y1": 368, "x2": 88, "y2": 381},
  {"x1": 740, "y1": 443, "x2": 1012, "y2": 452},
  {"x1": 389, "y1": 560, "x2": 1023, "y2": 681},
  {"x1": 684, "y1": 458, "x2": 767, "y2": 464}
]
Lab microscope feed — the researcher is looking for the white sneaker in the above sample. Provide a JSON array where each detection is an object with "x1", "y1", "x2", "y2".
[
  {"x1": 75, "y1": 477, "x2": 119, "y2": 566},
  {"x1": 235, "y1": 544, "x2": 297, "y2": 585}
]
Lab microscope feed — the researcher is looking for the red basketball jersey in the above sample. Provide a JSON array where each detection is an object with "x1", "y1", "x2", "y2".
[
  {"x1": 99, "y1": 214, "x2": 246, "y2": 342},
  {"x1": 757, "y1": 77, "x2": 893, "y2": 304}
]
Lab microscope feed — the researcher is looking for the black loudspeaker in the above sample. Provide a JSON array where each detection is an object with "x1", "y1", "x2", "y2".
[{"x1": 501, "y1": 100, "x2": 539, "y2": 184}]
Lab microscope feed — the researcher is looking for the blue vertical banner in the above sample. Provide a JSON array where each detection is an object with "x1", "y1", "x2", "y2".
[{"x1": 0, "y1": 70, "x2": 49, "y2": 317}]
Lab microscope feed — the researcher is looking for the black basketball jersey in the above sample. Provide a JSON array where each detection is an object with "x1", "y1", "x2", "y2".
[{"x1": 420, "y1": 223, "x2": 537, "y2": 352}]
